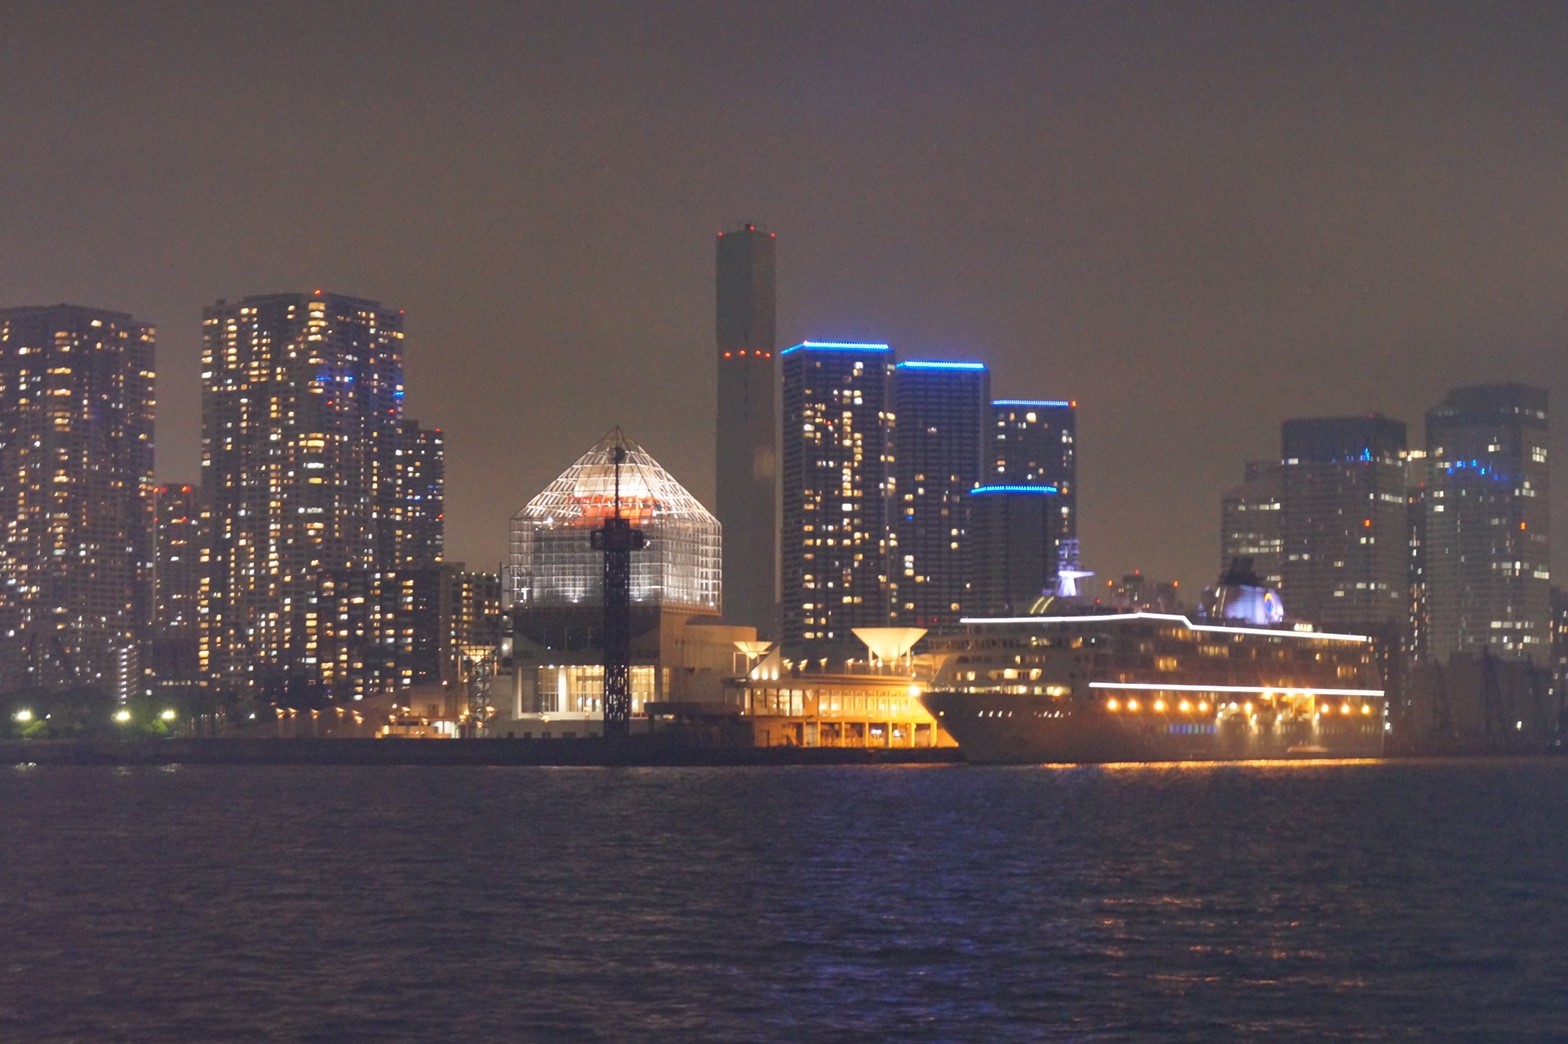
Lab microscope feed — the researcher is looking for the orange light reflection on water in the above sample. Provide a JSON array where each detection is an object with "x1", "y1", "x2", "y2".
[{"x1": 1031, "y1": 758, "x2": 1387, "y2": 772}]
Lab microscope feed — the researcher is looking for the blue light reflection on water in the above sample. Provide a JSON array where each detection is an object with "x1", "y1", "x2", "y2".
[{"x1": 1, "y1": 759, "x2": 1565, "y2": 1041}]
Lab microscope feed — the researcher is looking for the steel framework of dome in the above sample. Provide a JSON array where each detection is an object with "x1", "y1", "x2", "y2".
[{"x1": 508, "y1": 428, "x2": 722, "y2": 612}]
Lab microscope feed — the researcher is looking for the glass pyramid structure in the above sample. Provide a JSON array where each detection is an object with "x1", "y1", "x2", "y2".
[{"x1": 508, "y1": 429, "x2": 722, "y2": 613}]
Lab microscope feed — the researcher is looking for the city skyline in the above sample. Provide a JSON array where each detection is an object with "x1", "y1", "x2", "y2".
[{"x1": 7, "y1": 4, "x2": 1568, "y2": 593}]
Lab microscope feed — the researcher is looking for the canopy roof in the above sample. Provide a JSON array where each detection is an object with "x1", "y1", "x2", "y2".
[{"x1": 516, "y1": 427, "x2": 717, "y2": 529}]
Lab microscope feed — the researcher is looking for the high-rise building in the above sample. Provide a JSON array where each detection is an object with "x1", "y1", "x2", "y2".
[
  {"x1": 1424, "y1": 384, "x2": 1550, "y2": 664},
  {"x1": 989, "y1": 399, "x2": 1077, "y2": 552},
  {"x1": 968, "y1": 484, "x2": 1061, "y2": 616},
  {"x1": 1403, "y1": 449, "x2": 1431, "y2": 664},
  {"x1": 1279, "y1": 415, "x2": 1408, "y2": 631},
  {"x1": 715, "y1": 224, "x2": 778, "y2": 636},
  {"x1": 968, "y1": 399, "x2": 1078, "y2": 609},
  {"x1": 1220, "y1": 461, "x2": 1284, "y2": 588},
  {"x1": 199, "y1": 291, "x2": 442, "y2": 695},
  {"x1": 392, "y1": 420, "x2": 444, "y2": 567},
  {"x1": 891, "y1": 360, "x2": 989, "y2": 627},
  {"x1": 438, "y1": 566, "x2": 502, "y2": 689},
  {"x1": 0, "y1": 305, "x2": 155, "y2": 702},
  {"x1": 149, "y1": 483, "x2": 203, "y2": 697},
  {"x1": 317, "y1": 566, "x2": 441, "y2": 701},
  {"x1": 780, "y1": 341, "x2": 895, "y2": 654},
  {"x1": 313, "y1": 563, "x2": 499, "y2": 707}
]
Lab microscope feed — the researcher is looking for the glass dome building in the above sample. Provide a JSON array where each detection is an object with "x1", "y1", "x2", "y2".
[{"x1": 507, "y1": 429, "x2": 721, "y2": 614}]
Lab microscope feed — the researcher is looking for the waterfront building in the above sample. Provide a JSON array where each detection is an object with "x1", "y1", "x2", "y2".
[
  {"x1": 507, "y1": 428, "x2": 720, "y2": 613},
  {"x1": 149, "y1": 483, "x2": 203, "y2": 698},
  {"x1": 890, "y1": 360, "x2": 989, "y2": 627},
  {"x1": 488, "y1": 621, "x2": 952, "y2": 749},
  {"x1": 715, "y1": 224, "x2": 778, "y2": 637},
  {"x1": 703, "y1": 627, "x2": 951, "y2": 748},
  {"x1": 279, "y1": 564, "x2": 501, "y2": 711},
  {"x1": 1279, "y1": 415, "x2": 1409, "y2": 632},
  {"x1": 1220, "y1": 461, "x2": 1283, "y2": 588},
  {"x1": 0, "y1": 304, "x2": 155, "y2": 702},
  {"x1": 1423, "y1": 384, "x2": 1550, "y2": 664},
  {"x1": 199, "y1": 291, "x2": 443, "y2": 695},
  {"x1": 968, "y1": 485, "x2": 1061, "y2": 616},
  {"x1": 313, "y1": 562, "x2": 498, "y2": 707},
  {"x1": 504, "y1": 429, "x2": 723, "y2": 717},
  {"x1": 780, "y1": 341, "x2": 896, "y2": 655},
  {"x1": 316, "y1": 567, "x2": 441, "y2": 703},
  {"x1": 439, "y1": 566, "x2": 502, "y2": 689}
]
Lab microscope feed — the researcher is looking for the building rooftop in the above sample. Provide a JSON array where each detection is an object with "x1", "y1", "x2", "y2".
[{"x1": 508, "y1": 429, "x2": 721, "y2": 612}]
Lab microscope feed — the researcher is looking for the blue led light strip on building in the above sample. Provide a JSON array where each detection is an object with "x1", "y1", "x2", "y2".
[
  {"x1": 972, "y1": 484, "x2": 1059, "y2": 495},
  {"x1": 993, "y1": 399, "x2": 1072, "y2": 407},
  {"x1": 897, "y1": 360, "x2": 987, "y2": 371},
  {"x1": 779, "y1": 340, "x2": 893, "y2": 355}
]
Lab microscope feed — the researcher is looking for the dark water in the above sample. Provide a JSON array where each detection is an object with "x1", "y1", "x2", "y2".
[{"x1": 2, "y1": 759, "x2": 1565, "y2": 1041}]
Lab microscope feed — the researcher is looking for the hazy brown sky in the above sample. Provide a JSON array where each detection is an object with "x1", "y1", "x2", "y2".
[{"x1": 6, "y1": 1, "x2": 1568, "y2": 592}]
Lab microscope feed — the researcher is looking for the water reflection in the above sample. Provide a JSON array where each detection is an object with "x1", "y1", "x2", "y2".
[{"x1": 0, "y1": 760, "x2": 1564, "y2": 1040}]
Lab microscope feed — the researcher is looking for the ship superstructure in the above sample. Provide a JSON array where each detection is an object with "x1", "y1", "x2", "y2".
[{"x1": 922, "y1": 607, "x2": 1385, "y2": 764}]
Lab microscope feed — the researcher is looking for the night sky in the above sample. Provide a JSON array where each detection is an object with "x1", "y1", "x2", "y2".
[{"x1": 6, "y1": 2, "x2": 1568, "y2": 594}]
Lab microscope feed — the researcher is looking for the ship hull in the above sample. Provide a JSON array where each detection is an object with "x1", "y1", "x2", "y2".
[{"x1": 922, "y1": 691, "x2": 1384, "y2": 765}]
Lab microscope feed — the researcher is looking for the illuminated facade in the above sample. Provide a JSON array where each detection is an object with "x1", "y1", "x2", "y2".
[
  {"x1": 717, "y1": 668, "x2": 951, "y2": 749},
  {"x1": 780, "y1": 341, "x2": 895, "y2": 654},
  {"x1": 199, "y1": 292, "x2": 443, "y2": 694},
  {"x1": 311, "y1": 563, "x2": 497, "y2": 703},
  {"x1": 1220, "y1": 461, "x2": 1284, "y2": 588},
  {"x1": 715, "y1": 224, "x2": 778, "y2": 636},
  {"x1": 503, "y1": 431, "x2": 721, "y2": 728},
  {"x1": 1424, "y1": 384, "x2": 1550, "y2": 664},
  {"x1": 0, "y1": 305, "x2": 155, "y2": 701},
  {"x1": 891, "y1": 360, "x2": 989, "y2": 627},
  {"x1": 508, "y1": 429, "x2": 720, "y2": 613},
  {"x1": 1279, "y1": 415, "x2": 1408, "y2": 632},
  {"x1": 439, "y1": 567, "x2": 502, "y2": 686},
  {"x1": 317, "y1": 567, "x2": 441, "y2": 702},
  {"x1": 390, "y1": 420, "x2": 444, "y2": 567}
]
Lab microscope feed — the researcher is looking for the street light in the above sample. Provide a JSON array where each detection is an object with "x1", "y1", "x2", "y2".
[
  {"x1": 113, "y1": 709, "x2": 132, "y2": 724},
  {"x1": 13, "y1": 709, "x2": 32, "y2": 723}
]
